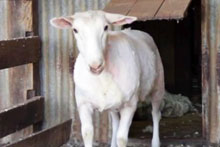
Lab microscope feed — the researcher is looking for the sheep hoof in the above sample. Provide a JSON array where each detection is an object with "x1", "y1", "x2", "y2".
[
  {"x1": 151, "y1": 139, "x2": 160, "y2": 147},
  {"x1": 117, "y1": 138, "x2": 127, "y2": 147}
]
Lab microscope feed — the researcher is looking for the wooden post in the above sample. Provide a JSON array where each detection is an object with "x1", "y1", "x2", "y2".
[
  {"x1": 201, "y1": 0, "x2": 220, "y2": 144},
  {"x1": 31, "y1": 0, "x2": 41, "y2": 97}
]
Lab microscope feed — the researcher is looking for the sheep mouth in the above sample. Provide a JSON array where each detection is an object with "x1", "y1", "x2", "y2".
[{"x1": 90, "y1": 66, "x2": 104, "y2": 75}]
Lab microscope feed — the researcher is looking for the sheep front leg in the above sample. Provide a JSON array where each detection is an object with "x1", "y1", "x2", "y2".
[
  {"x1": 117, "y1": 99, "x2": 137, "y2": 147},
  {"x1": 78, "y1": 105, "x2": 94, "y2": 147},
  {"x1": 110, "y1": 111, "x2": 119, "y2": 147}
]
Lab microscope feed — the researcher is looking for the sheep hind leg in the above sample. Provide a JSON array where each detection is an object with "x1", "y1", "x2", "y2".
[
  {"x1": 151, "y1": 79, "x2": 164, "y2": 147},
  {"x1": 151, "y1": 56, "x2": 165, "y2": 147},
  {"x1": 151, "y1": 97, "x2": 162, "y2": 147}
]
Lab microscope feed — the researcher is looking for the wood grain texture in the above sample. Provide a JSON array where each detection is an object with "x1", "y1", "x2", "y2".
[
  {"x1": 104, "y1": 0, "x2": 191, "y2": 20},
  {"x1": 155, "y1": 0, "x2": 191, "y2": 19},
  {"x1": 6, "y1": 119, "x2": 72, "y2": 147},
  {"x1": 0, "y1": 96, "x2": 44, "y2": 138},
  {"x1": 7, "y1": 0, "x2": 33, "y2": 39},
  {"x1": 32, "y1": 0, "x2": 41, "y2": 97},
  {"x1": 201, "y1": 0, "x2": 220, "y2": 144},
  {"x1": 128, "y1": 0, "x2": 164, "y2": 20},
  {"x1": 0, "y1": 37, "x2": 41, "y2": 70},
  {"x1": 0, "y1": 0, "x2": 34, "y2": 113},
  {"x1": 104, "y1": 0, "x2": 137, "y2": 15}
]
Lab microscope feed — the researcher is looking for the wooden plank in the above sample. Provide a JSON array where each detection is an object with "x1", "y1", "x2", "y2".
[
  {"x1": 0, "y1": 36, "x2": 41, "y2": 70},
  {"x1": 155, "y1": 0, "x2": 192, "y2": 20},
  {"x1": 0, "y1": 96, "x2": 44, "y2": 138},
  {"x1": 104, "y1": 0, "x2": 137, "y2": 15},
  {"x1": 201, "y1": 0, "x2": 220, "y2": 144},
  {"x1": 6, "y1": 119, "x2": 72, "y2": 147},
  {"x1": 0, "y1": 0, "x2": 36, "y2": 142},
  {"x1": 32, "y1": 0, "x2": 39, "y2": 36},
  {"x1": 3, "y1": 0, "x2": 33, "y2": 39},
  {"x1": 31, "y1": 0, "x2": 41, "y2": 96},
  {"x1": 104, "y1": 0, "x2": 191, "y2": 21},
  {"x1": 0, "y1": 0, "x2": 34, "y2": 108},
  {"x1": 128, "y1": 0, "x2": 164, "y2": 20}
]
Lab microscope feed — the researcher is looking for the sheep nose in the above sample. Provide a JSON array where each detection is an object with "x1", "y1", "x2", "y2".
[
  {"x1": 90, "y1": 63, "x2": 102, "y2": 70},
  {"x1": 89, "y1": 62, "x2": 104, "y2": 74},
  {"x1": 90, "y1": 61, "x2": 104, "y2": 69}
]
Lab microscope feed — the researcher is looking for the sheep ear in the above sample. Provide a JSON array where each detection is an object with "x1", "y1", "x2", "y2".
[
  {"x1": 50, "y1": 16, "x2": 74, "y2": 29},
  {"x1": 104, "y1": 12, "x2": 137, "y2": 26}
]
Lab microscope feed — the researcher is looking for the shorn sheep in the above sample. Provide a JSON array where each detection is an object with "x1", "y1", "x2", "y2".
[{"x1": 50, "y1": 10, "x2": 165, "y2": 147}]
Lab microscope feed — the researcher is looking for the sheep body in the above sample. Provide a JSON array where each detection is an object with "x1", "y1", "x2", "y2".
[
  {"x1": 74, "y1": 29, "x2": 160, "y2": 111},
  {"x1": 50, "y1": 11, "x2": 164, "y2": 147}
]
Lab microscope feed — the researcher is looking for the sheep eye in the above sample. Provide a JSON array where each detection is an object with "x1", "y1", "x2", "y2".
[
  {"x1": 73, "y1": 28, "x2": 78, "y2": 33},
  {"x1": 104, "y1": 25, "x2": 108, "y2": 31}
]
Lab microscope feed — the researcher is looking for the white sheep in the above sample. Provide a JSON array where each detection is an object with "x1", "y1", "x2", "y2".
[{"x1": 50, "y1": 10, "x2": 165, "y2": 147}]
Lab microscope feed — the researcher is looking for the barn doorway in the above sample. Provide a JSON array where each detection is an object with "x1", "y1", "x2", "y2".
[{"x1": 124, "y1": 0, "x2": 203, "y2": 142}]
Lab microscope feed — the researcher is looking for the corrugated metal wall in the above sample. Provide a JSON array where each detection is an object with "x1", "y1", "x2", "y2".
[{"x1": 38, "y1": 0, "x2": 111, "y2": 143}]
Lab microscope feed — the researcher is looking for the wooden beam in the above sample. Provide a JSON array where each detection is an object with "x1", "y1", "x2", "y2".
[
  {"x1": 104, "y1": 0, "x2": 192, "y2": 21},
  {"x1": 31, "y1": 0, "x2": 41, "y2": 96},
  {"x1": 32, "y1": 0, "x2": 39, "y2": 36},
  {"x1": 128, "y1": 0, "x2": 164, "y2": 21},
  {"x1": 155, "y1": 0, "x2": 191, "y2": 20},
  {"x1": 6, "y1": 119, "x2": 72, "y2": 147},
  {"x1": 0, "y1": 36, "x2": 41, "y2": 70},
  {"x1": 104, "y1": 0, "x2": 137, "y2": 15},
  {"x1": 0, "y1": 96, "x2": 44, "y2": 138}
]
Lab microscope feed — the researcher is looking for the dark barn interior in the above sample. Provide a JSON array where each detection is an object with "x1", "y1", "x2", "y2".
[{"x1": 123, "y1": 0, "x2": 203, "y2": 141}]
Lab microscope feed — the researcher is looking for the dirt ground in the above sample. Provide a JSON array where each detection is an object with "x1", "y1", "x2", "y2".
[
  {"x1": 62, "y1": 112, "x2": 205, "y2": 147},
  {"x1": 130, "y1": 112, "x2": 202, "y2": 140}
]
